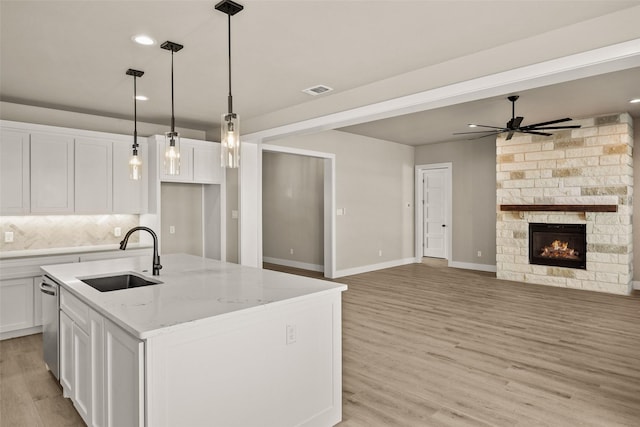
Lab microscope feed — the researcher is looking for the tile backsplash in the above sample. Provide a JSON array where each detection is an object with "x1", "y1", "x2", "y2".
[{"x1": 0, "y1": 215, "x2": 139, "y2": 251}]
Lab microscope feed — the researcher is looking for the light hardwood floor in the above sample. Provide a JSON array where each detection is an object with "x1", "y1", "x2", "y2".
[{"x1": 2, "y1": 262, "x2": 639, "y2": 426}]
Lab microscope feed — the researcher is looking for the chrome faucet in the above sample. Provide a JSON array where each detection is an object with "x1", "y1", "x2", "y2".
[{"x1": 119, "y1": 226, "x2": 162, "y2": 276}]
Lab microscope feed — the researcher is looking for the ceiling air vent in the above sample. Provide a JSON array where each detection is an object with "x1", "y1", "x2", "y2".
[{"x1": 302, "y1": 85, "x2": 333, "y2": 96}]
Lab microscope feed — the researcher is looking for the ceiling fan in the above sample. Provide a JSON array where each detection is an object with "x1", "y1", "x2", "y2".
[{"x1": 454, "y1": 95, "x2": 581, "y2": 140}]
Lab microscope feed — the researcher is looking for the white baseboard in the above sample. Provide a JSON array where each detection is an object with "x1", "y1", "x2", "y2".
[
  {"x1": 448, "y1": 261, "x2": 497, "y2": 273},
  {"x1": 334, "y1": 257, "x2": 416, "y2": 278},
  {"x1": 1, "y1": 325, "x2": 42, "y2": 341},
  {"x1": 263, "y1": 257, "x2": 324, "y2": 272},
  {"x1": 633, "y1": 281, "x2": 640, "y2": 291}
]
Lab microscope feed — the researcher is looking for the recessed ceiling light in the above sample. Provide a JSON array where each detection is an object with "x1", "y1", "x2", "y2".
[
  {"x1": 135, "y1": 95, "x2": 148, "y2": 101},
  {"x1": 630, "y1": 98, "x2": 640, "y2": 104},
  {"x1": 132, "y1": 34, "x2": 155, "y2": 46}
]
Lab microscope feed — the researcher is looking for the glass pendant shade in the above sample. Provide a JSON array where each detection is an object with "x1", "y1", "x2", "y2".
[
  {"x1": 129, "y1": 151, "x2": 142, "y2": 180},
  {"x1": 221, "y1": 113, "x2": 240, "y2": 168},
  {"x1": 164, "y1": 131, "x2": 181, "y2": 175}
]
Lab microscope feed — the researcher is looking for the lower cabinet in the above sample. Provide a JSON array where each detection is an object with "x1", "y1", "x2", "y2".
[
  {"x1": 60, "y1": 288, "x2": 143, "y2": 427},
  {"x1": 0, "y1": 277, "x2": 34, "y2": 333}
]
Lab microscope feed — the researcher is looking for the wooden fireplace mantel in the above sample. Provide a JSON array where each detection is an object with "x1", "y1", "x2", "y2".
[{"x1": 500, "y1": 204, "x2": 618, "y2": 212}]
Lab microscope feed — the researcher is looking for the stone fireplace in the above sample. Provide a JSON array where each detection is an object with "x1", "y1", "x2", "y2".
[{"x1": 496, "y1": 113, "x2": 634, "y2": 295}]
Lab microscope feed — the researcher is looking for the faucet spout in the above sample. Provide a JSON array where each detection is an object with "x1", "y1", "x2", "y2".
[{"x1": 120, "y1": 226, "x2": 162, "y2": 275}]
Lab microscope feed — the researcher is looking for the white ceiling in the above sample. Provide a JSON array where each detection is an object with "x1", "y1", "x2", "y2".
[{"x1": 1, "y1": 0, "x2": 640, "y2": 146}]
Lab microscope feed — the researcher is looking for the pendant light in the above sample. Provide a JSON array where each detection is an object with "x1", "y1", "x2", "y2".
[
  {"x1": 161, "y1": 40, "x2": 184, "y2": 175},
  {"x1": 126, "y1": 68, "x2": 144, "y2": 180},
  {"x1": 215, "y1": 0, "x2": 243, "y2": 169}
]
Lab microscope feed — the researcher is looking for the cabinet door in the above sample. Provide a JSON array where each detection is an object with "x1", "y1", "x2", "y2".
[
  {"x1": 90, "y1": 309, "x2": 105, "y2": 427},
  {"x1": 193, "y1": 143, "x2": 222, "y2": 184},
  {"x1": 160, "y1": 141, "x2": 193, "y2": 182},
  {"x1": 104, "y1": 319, "x2": 144, "y2": 427},
  {"x1": 75, "y1": 137, "x2": 113, "y2": 213},
  {"x1": 60, "y1": 310, "x2": 74, "y2": 395},
  {"x1": 30, "y1": 133, "x2": 74, "y2": 213},
  {"x1": 0, "y1": 278, "x2": 34, "y2": 333},
  {"x1": 113, "y1": 140, "x2": 147, "y2": 213},
  {"x1": 73, "y1": 323, "x2": 91, "y2": 424},
  {"x1": 0, "y1": 129, "x2": 30, "y2": 214}
]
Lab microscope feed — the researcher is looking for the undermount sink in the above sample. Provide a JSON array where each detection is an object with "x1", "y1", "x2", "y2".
[{"x1": 80, "y1": 273, "x2": 163, "y2": 292}]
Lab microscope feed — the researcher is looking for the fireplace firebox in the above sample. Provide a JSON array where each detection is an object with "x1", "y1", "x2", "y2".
[{"x1": 529, "y1": 223, "x2": 586, "y2": 269}]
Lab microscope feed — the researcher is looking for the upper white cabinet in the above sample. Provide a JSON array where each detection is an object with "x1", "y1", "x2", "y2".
[
  {"x1": 0, "y1": 121, "x2": 148, "y2": 215},
  {"x1": 113, "y1": 140, "x2": 148, "y2": 214},
  {"x1": 30, "y1": 133, "x2": 75, "y2": 213},
  {"x1": 0, "y1": 129, "x2": 30, "y2": 214},
  {"x1": 153, "y1": 136, "x2": 222, "y2": 184},
  {"x1": 75, "y1": 138, "x2": 113, "y2": 214}
]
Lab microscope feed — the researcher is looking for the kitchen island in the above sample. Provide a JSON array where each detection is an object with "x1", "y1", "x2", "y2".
[{"x1": 41, "y1": 253, "x2": 347, "y2": 427}]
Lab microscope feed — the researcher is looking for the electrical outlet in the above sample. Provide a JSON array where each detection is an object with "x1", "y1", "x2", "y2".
[
  {"x1": 4, "y1": 231, "x2": 14, "y2": 243},
  {"x1": 114, "y1": 227, "x2": 122, "y2": 237},
  {"x1": 290, "y1": 248, "x2": 294, "y2": 255},
  {"x1": 231, "y1": 210, "x2": 238, "y2": 219},
  {"x1": 169, "y1": 225, "x2": 176, "y2": 234},
  {"x1": 378, "y1": 249, "x2": 382, "y2": 257},
  {"x1": 286, "y1": 324, "x2": 297, "y2": 345},
  {"x1": 336, "y1": 208, "x2": 344, "y2": 216},
  {"x1": 477, "y1": 251, "x2": 482, "y2": 257}
]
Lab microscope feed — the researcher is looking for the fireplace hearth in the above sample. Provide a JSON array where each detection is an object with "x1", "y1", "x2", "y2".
[{"x1": 529, "y1": 223, "x2": 586, "y2": 269}]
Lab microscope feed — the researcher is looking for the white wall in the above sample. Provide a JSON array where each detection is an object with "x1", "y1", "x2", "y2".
[
  {"x1": 415, "y1": 136, "x2": 497, "y2": 266},
  {"x1": 262, "y1": 152, "x2": 324, "y2": 269},
  {"x1": 160, "y1": 183, "x2": 203, "y2": 256},
  {"x1": 268, "y1": 130, "x2": 414, "y2": 272}
]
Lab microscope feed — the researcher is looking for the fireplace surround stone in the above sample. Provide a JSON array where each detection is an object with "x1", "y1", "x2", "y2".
[{"x1": 496, "y1": 113, "x2": 634, "y2": 295}]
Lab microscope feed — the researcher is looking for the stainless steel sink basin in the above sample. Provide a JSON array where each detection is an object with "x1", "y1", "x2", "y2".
[{"x1": 80, "y1": 273, "x2": 163, "y2": 292}]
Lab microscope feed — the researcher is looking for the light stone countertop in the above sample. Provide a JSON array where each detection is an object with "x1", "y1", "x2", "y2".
[
  {"x1": 0, "y1": 243, "x2": 153, "y2": 260},
  {"x1": 41, "y1": 253, "x2": 347, "y2": 340}
]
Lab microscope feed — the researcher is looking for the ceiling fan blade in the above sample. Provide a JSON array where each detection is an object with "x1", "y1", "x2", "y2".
[
  {"x1": 466, "y1": 131, "x2": 502, "y2": 140},
  {"x1": 506, "y1": 130, "x2": 516, "y2": 140},
  {"x1": 519, "y1": 130, "x2": 553, "y2": 136},
  {"x1": 527, "y1": 125, "x2": 582, "y2": 130},
  {"x1": 466, "y1": 124, "x2": 506, "y2": 130},
  {"x1": 453, "y1": 129, "x2": 506, "y2": 135},
  {"x1": 520, "y1": 118, "x2": 573, "y2": 128}
]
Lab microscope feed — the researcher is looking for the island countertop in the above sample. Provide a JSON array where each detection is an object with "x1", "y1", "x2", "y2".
[{"x1": 41, "y1": 253, "x2": 347, "y2": 339}]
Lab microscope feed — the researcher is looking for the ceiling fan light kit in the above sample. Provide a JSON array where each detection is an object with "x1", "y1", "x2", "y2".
[{"x1": 455, "y1": 95, "x2": 581, "y2": 141}]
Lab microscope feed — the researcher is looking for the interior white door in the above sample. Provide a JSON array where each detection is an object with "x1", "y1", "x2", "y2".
[{"x1": 422, "y1": 169, "x2": 448, "y2": 258}]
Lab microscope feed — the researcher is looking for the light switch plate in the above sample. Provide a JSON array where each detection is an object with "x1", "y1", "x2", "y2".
[{"x1": 4, "y1": 231, "x2": 14, "y2": 243}]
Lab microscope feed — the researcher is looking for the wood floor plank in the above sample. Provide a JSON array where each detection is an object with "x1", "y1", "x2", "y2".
[{"x1": 2, "y1": 262, "x2": 639, "y2": 426}]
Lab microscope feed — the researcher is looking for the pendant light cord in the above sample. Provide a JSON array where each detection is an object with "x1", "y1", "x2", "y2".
[
  {"x1": 227, "y1": 12, "x2": 233, "y2": 115},
  {"x1": 133, "y1": 76, "x2": 138, "y2": 152},
  {"x1": 171, "y1": 50, "x2": 176, "y2": 133}
]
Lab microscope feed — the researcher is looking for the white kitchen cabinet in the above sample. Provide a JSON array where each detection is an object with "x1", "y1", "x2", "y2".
[
  {"x1": 113, "y1": 140, "x2": 148, "y2": 213},
  {"x1": 75, "y1": 138, "x2": 112, "y2": 214},
  {"x1": 73, "y1": 322, "x2": 91, "y2": 423},
  {"x1": 30, "y1": 133, "x2": 74, "y2": 213},
  {"x1": 0, "y1": 277, "x2": 34, "y2": 333},
  {"x1": 90, "y1": 309, "x2": 105, "y2": 427},
  {"x1": 0, "y1": 129, "x2": 30, "y2": 214},
  {"x1": 193, "y1": 143, "x2": 221, "y2": 183},
  {"x1": 104, "y1": 318, "x2": 144, "y2": 427},
  {"x1": 154, "y1": 136, "x2": 222, "y2": 184},
  {"x1": 60, "y1": 310, "x2": 74, "y2": 393}
]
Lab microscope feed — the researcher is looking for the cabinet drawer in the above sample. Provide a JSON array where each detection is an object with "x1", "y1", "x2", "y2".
[{"x1": 60, "y1": 288, "x2": 89, "y2": 333}]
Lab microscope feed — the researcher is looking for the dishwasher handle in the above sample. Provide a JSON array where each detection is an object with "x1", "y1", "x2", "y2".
[{"x1": 40, "y1": 281, "x2": 56, "y2": 296}]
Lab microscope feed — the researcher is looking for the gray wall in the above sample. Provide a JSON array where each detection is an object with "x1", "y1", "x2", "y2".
[
  {"x1": 269, "y1": 130, "x2": 415, "y2": 272},
  {"x1": 262, "y1": 152, "x2": 324, "y2": 268},
  {"x1": 160, "y1": 183, "x2": 203, "y2": 256},
  {"x1": 415, "y1": 136, "x2": 497, "y2": 266}
]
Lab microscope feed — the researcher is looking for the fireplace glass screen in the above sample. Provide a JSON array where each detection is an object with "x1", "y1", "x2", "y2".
[{"x1": 529, "y1": 223, "x2": 586, "y2": 269}]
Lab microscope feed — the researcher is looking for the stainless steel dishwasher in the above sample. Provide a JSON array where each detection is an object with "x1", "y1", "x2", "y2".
[{"x1": 40, "y1": 275, "x2": 59, "y2": 380}]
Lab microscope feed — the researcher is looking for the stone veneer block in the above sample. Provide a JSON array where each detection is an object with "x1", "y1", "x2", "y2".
[{"x1": 496, "y1": 112, "x2": 633, "y2": 295}]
